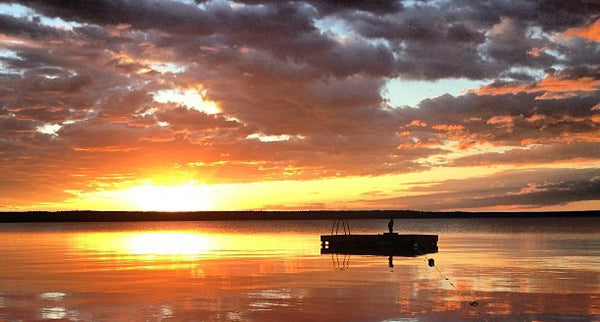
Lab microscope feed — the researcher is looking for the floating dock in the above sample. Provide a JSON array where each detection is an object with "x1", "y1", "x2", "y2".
[{"x1": 321, "y1": 233, "x2": 438, "y2": 256}]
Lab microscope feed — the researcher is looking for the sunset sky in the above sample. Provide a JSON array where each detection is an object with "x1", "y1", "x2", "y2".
[{"x1": 0, "y1": 0, "x2": 599, "y2": 212}]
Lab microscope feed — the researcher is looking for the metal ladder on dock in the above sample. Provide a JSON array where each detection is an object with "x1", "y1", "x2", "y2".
[{"x1": 331, "y1": 218, "x2": 351, "y2": 236}]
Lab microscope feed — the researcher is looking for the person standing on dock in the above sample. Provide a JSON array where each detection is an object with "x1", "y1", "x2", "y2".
[{"x1": 388, "y1": 218, "x2": 394, "y2": 234}]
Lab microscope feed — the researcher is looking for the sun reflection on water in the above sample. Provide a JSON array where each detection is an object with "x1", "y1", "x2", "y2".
[
  {"x1": 72, "y1": 231, "x2": 216, "y2": 262},
  {"x1": 124, "y1": 233, "x2": 213, "y2": 255},
  {"x1": 71, "y1": 229, "x2": 316, "y2": 263},
  {"x1": 41, "y1": 307, "x2": 67, "y2": 320}
]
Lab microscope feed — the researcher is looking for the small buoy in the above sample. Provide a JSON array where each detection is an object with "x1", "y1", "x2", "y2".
[{"x1": 428, "y1": 258, "x2": 435, "y2": 267}]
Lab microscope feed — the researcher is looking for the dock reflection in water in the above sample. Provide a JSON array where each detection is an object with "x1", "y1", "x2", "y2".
[
  {"x1": 0, "y1": 218, "x2": 598, "y2": 321},
  {"x1": 321, "y1": 218, "x2": 439, "y2": 268}
]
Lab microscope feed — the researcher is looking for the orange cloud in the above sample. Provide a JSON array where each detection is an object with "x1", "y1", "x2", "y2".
[
  {"x1": 564, "y1": 19, "x2": 600, "y2": 41},
  {"x1": 486, "y1": 115, "x2": 514, "y2": 132},
  {"x1": 457, "y1": 140, "x2": 476, "y2": 150},
  {"x1": 527, "y1": 47, "x2": 547, "y2": 57},
  {"x1": 72, "y1": 146, "x2": 140, "y2": 152},
  {"x1": 406, "y1": 120, "x2": 428, "y2": 127},
  {"x1": 396, "y1": 137, "x2": 440, "y2": 149},
  {"x1": 473, "y1": 75, "x2": 600, "y2": 98}
]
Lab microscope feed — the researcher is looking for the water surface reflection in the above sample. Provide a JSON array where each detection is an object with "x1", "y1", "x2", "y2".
[{"x1": 0, "y1": 218, "x2": 598, "y2": 321}]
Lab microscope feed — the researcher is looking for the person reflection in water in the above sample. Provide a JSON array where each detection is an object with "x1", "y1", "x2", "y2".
[{"x1": 388, "y1": 218, "x2": 394, "y2": 234}]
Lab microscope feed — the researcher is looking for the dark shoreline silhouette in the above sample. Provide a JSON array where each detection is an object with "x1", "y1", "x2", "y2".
[{"x1": 0, "y1": 210, "x2": 598, "y2": 223}]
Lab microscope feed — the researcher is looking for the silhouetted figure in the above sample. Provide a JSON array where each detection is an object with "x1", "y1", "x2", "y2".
[
  {"x1": 428, "y1": 258, "x2": 435, "y2": 267},
  {"x1": 388, "y1": 256, "x2": 394, "y2": 268},
  {"x1": 388, "y1": 218, "x2": 394, "y2": 233}
]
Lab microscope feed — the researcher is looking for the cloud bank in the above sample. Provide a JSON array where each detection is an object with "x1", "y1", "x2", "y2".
[{"x1": 0, "y1": 0, "x2": 598, "y2": 210}]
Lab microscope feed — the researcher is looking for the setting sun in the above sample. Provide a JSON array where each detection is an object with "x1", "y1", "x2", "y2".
[{"x1": 124, "y1": 182, "x2": 214, "y2": 212}]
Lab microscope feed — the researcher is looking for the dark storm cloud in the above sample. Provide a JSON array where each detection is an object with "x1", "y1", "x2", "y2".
[
  {"x1": 340, "y1": 5, "x2": 496, "y2": 80},
  {"x1": 398, "y1": 92, "x2": 600, "y2": 147},
  {"x1": 155, "y1": 106, "x2": 241, "y2": 131},
  {"x1": 483, "y1": 17, "x2": 556, "y2": 68},
  {"x1": 9, "y1": 0, "x2": 318, "y2": 39},
  {"x1": 340, "y1": 0, "x2": 599, "y2": 79},
  {"x1": 199, "y1": 0, "x2": 403, "y2": 14},
  {"x1": 58, "y1": 120, "x2": 147, "y2": 151},
  {"x1": 0, "y1": 116, "x2": 35, "y2": 133},
  {"x1": 95, "y1": 89, "x2": 153, "y2": 122},
  {"x1": 451, "y1": 142, "x2": 600, "y2": 166},
  {"x1": 3, "y1": 0, "x2": 400, "y2": 79},
  {"x1": 560, "y1": 37, "x2": 600, "y2": 66},
  {"x1": 0, "y1": 13, "x2": 64, "y2": 39},
  {"x1": 18, "y1": 71, "x2": 94, "y2": 94},
  {"x1": 6, "y1": 106, "x2": 69, "y2": 123},
  {"x1": 312, "y1": 0, "x2": 403, "y2": 14},
  {"x1": 5, "y1": 0, "x2": 599, "y2": 81},
  {"x1": 527, "y1": 0, "x2": 600, "y2": 31},
  {"x1": 8, "y1": 0, "x2": 215, "y2": 34},
  {"x1": 552, "y1": 65, "x2": 600, "y2": 80},
  {"x1": 360, "y1": 168, "x2": 600, "y2": 210},
  {"x1": 455, "y1": 176, "x2": 600, "y2": 208},
  {"x1": 443, "y1": 0, "x2": 600, "y2": 32}
]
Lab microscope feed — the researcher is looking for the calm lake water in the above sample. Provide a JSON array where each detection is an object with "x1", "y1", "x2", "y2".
[{"x1": 0, "y1": 217, "x2": 598, "y2": 321}]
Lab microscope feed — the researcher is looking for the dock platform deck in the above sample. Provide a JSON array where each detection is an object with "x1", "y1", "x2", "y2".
[{"x1": 321, "y1": 233, "x2": 438, "y2": 256}]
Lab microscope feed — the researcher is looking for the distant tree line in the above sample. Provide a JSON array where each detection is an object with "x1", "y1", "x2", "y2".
[{"x1": 0, "y1": 210, "x2": 598, "y2": 223}]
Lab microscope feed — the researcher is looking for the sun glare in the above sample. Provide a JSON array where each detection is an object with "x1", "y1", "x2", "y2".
[
  {"x1": 125, "y1": 182, "x2": 214, "y2": 211},
  {"x1": 125, "y1": 233, "x2": 212, "y2": 255}
]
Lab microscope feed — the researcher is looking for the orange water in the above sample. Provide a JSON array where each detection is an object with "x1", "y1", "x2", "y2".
[{"x1": 0, "y1": 218, "x2": 598, "y2": 321}]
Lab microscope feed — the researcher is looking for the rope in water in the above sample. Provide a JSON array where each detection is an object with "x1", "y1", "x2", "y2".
[{"x1": 413, "y1": 243, "x2": 487, "y2": 320}]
